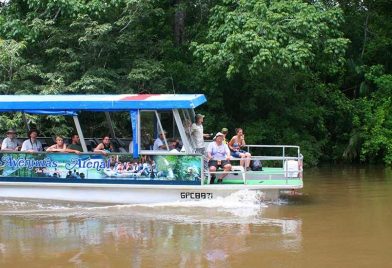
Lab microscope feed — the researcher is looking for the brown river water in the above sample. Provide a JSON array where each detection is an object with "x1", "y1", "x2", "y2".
[{"x1": 0, "y1": 166, "x2": 391, "y2": 268}]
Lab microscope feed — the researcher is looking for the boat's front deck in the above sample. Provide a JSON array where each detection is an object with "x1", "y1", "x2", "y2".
[{"x1": 205, "y1": 167, "x2": 302, "y2": 187}]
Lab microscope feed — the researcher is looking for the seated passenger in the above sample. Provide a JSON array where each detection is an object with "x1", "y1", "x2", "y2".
[
  {"x1": 221, "y1": 128, "x2": 229, "y2": 144},
  {"x1": 141, "y1": 128, "x2": 153, "y2": 150},
  {"x1": 94, "y1": 135, "x2": 114, "y2": 155},
  {"x1": 1, "y1": 128, "x2": 21, "y2": 151},
  {"x1": 153, "y1": 130, "x2": 169, "y2": 151},
  {"x1": 228, "y1": 128, "x2": 251, "y2": 171},
  {"x1": 67, "y1": 134, "x2": 83, "y2": 153},
  {"x1": 46, "y1": 136, "x2": 67, "y2": 152},
  {"x1": 21, "y1": 129, "x2": 43, "y2": 152},
  {"x1": 169, "y1": 138, "x2": 182, "y2": 152},
  {"x1": 207, "y1": 132, "x2": 232, "y2": 184}
]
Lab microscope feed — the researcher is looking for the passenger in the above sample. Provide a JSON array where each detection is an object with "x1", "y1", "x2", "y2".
[
  {"x1": 94, "y1": 135, "x2": 114, "y2": 155},
  {"x1": 46, "y1": 136, "x2": 67, "y2": 152},
  {"x1": 67, "y1": 134, "x2": 83, "y2": 153},
  {"x1": 191, "y1": 114, "x2": 211, "y2": 155},
  {"x1": 207, "y1": 132, "x2": 232, "y2": 184},
  {"x1": 1, "y1": 128, "x2": 21, "y2": 151},
  {"x1": 153, "y1": 130, "x2": 169, "y2": 151},
  {"x1": 169, "y1": 138, "x2": 182, "y2": 152},
  {"x1": 221, "y1": 128, "x2": 229, "y2": 144},
  {"x1": 141, "y1": 128, "x2": 153, "y2": 150},
  {"x1": 228, "y1": 128, "x2": 251, "y2": 171},
  {"x1": 21, "y1": 129, "x2": 43, "y2": 152}
]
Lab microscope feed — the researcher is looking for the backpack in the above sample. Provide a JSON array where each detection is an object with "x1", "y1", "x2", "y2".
[{"x1": 251, "y1": 160, "x2": 263, "y2": 171}]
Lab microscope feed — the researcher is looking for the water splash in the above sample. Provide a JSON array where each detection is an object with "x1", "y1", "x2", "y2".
[{"x1": 0, "y1": 190, "x2": 272, "y2": 220}]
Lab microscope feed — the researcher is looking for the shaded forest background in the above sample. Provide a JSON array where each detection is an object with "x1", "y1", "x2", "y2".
[{"x1": 0, "y1": 0, "x2": 391, "y2": 166}]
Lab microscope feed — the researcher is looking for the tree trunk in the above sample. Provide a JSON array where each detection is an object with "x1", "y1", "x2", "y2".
[{"x1": 174, "y1": 0, "x2": 186, "y2": 46}]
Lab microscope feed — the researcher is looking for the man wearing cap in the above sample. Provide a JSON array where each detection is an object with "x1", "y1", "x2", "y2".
[
  {"x1": 221, "y1": 128, "x2": 229, "y2": 144},
  {"x1": 191, "y1": 114, "x2": 211, "y2": 155},
  {"x1": 1, "y1": 129, "x2": 21, "y2": 151},
  {"x1": 207, "y1": 132, "x2": 232, "y2": 184},
  {"x1": 153, "y1": 130, "x2": 169, "y2": 151}
]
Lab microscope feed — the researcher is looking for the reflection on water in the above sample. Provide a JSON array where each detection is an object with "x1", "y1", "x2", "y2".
[
  {"x1": 0, "y1": 193, "x2": 302, "y2": 267},
  {"x1": 1, "y1": 166, "x2": 392, "y2": 267}
]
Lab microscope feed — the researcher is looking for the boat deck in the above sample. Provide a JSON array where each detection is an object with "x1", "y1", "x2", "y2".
[{"x1": 205, "y1": 167, "x2": 302, "y2": 186}]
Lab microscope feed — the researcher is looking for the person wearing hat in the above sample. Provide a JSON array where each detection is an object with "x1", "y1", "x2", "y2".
[
  {"x1": 191, "y1": 114, "x2": 211, "y2": 155},
  {"x1": 1, "y1": 128, "x2": 21, "y2": 151},
  {"x1": 153, "y1": 130, "x2": 169, "y2": 151},
  {"x1": 221, "y1": 127, "x2": 229, "y2": 144},
  {"x1": 21, "y1": 129, "x2": 43, "y2": 152},
  {"x1": 206, "y1": 132, "x2": 232, "y2": 184}
]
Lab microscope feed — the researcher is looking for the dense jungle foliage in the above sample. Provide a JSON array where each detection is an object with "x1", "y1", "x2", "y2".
[{"x1": 0, "y1": 0, "x2": 391, "y2": 166}]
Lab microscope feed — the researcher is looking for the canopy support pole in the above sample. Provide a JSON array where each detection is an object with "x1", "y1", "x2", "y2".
[
  {"x1": 21, "y1": 112, "x2": 30, "y2": 133},
  {"x1": 173, "y1": 109, "x2": 192, "y2": 153},
  {"x1": 130, "y1": 110, "x2": 139, "y2": 158},
  {"x1": 73, "y1": 115, "x2": 88, "y2": 153},
  {"x1": 105, "y1": 112, "x2": 116, "y2": 138},
  {"x1": 154, "y1": 111, "x2": 169, "y2": 151}
]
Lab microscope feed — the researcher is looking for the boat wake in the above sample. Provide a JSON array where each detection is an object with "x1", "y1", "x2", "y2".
[{"x1": 0, "y1": 190, "x2": 286, "y2": 221}]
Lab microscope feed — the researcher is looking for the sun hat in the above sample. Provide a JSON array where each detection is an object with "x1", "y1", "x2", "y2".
[{"x1": 213, "y1": 132, "x2": 224, "y2": 140}]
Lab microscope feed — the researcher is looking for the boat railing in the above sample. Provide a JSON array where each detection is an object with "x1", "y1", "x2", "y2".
[{"x1": 201, "y1": 144, "x2": 303, "y2": 185}]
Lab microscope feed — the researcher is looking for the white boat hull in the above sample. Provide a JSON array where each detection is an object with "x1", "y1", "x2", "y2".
[{"x1": 0, "y1": 181, "x2": 300, "y2": 204}]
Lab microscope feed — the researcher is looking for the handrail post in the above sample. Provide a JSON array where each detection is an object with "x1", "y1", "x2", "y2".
[
  {"x1": 73, "y1": 115, "x2": 88, "y2": 153},
  {"x1": 154, "y1": 111, "x2": 170, "y2": 151},
  {"x1": 282, "y1": 146, "x2": 285, "y2": 172}
]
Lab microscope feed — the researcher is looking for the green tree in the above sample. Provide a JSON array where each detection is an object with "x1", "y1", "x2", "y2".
[{"x1": 192, "y1": 0, "x2": 349, "y2": 165}]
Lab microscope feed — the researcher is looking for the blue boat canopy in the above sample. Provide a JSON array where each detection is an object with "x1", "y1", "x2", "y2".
[{"x1": 0, "y1": 94, "x2": 206, "y2": 112}]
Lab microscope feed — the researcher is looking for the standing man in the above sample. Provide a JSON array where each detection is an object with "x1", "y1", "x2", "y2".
[
  {"x1": 191, "y1": 114, "x2": 211, "y2": 155},
  {"x1": 1, "y1": 128, "x2": 21, "y2": 151}
]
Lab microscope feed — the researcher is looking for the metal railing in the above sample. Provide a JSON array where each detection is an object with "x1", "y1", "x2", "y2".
[{"x1": 201, "y1": 145, "x2": 303, "y2": 185}]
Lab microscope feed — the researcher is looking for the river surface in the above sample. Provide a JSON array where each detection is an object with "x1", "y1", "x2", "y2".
[{"x1": 0, "y1": 166, "x2": 391, "y2": 267}]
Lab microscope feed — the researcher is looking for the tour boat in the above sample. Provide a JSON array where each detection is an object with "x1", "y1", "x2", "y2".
[{"x1": 0, "y1": 94, "x2": 303, "y2": 203}]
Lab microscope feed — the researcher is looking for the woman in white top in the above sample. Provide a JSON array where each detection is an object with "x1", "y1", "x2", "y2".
[{"x1": 21, "y1": 129, "x2": 43, "y2": 152}]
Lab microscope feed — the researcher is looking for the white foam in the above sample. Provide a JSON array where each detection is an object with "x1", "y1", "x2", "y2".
[{"x1": 0, "y1": 190, "x2": 271, "y2": 219}]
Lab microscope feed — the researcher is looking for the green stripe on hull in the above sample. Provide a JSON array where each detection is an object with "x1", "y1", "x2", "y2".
[
  {"x1": 221, "y1": 179, "x2": 302, "y2": 186},
  {"x1": 206, "y1": 167, "x2": 302, "y2": 186}
]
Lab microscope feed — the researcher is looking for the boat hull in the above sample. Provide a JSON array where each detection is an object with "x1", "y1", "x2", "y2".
[{"x1": 0, "y1": 181, "x2": 301, "y2": 204}]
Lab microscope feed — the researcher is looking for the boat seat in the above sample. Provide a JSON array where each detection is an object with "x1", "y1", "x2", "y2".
[
  {"x1": 84, "y1": 138, "x2": 98, "y2": 151},
  {"x1": 231, "y1": 165, "x2": 246, "y2": 184},
  {"x1": 206, "y1": 165, "x2": 246, "y2": 184},
  {"x1": 118, "y1": 147, "x2": 127, "y2": 153}
]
